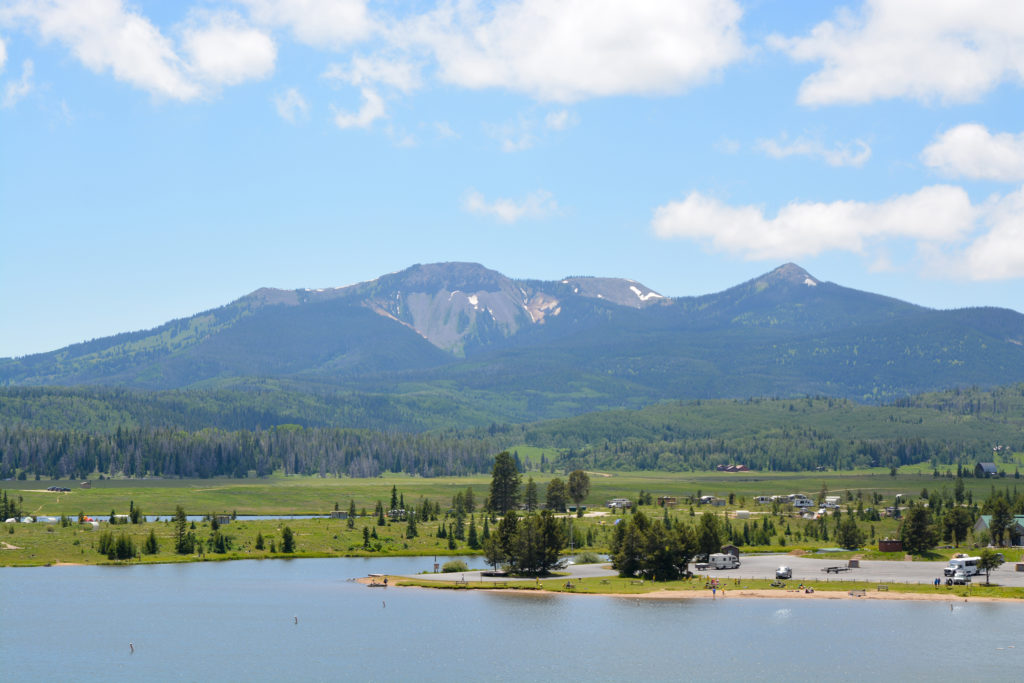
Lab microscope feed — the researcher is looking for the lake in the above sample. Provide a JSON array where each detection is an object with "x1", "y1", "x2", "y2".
[{"x1": 3, "y1": 556, "x2": 1022, "y2": 681}]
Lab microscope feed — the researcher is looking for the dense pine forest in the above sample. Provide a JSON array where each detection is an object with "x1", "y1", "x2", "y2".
[{"x1": 1, "y1": 384, "x2": 1022, "y2": 479}]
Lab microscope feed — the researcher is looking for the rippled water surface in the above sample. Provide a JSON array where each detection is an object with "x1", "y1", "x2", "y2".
[{"x1": 3, "y1": 557, "x2": 1022, "y2": 681}]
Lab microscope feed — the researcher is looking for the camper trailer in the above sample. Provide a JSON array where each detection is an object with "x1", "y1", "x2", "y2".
[{"x1": 699, "y1": 553, "x2": 741, "y2": 570}]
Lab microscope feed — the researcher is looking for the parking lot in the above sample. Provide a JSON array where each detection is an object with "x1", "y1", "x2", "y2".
[{"x1": 702, "y1": 553, "x2": 1024, "y2": 587}]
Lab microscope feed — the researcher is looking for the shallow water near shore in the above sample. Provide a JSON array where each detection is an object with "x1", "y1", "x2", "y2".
[{"x1": 3, "y1": 556, "x2": 1022, "y2": 682}]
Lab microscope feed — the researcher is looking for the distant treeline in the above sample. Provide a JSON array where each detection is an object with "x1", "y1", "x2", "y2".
[
  {"x1": 2, "y1": 384, "x2": 1024, "y2": 478},
  {"x1": 0, "y1": 425, "x2": 498, "y2": 479}
]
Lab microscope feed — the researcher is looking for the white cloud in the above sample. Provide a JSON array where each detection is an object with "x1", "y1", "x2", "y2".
[
  {"x1": 322, "y1": 54, "x2": 420, "y2": 93},
  {"x1": 922, "y1": 124, "x2": 1024, "y2": 182},
  {"x1": 653, "y1": 184, "x2": 1024, "y2": 280},
  {"x1": 402, "y1": 0, "x2": 746, "y2": 102},
  {"x1": 2, "y1": 58, "x2": 33, "y2": 107},
  {"x1": 0, "y1": 37, "x2": 7, "y2": 71},
  {"x1": 463, "y1": 188, "x2": 558, "y2": 223},
  {"x1": 237, "y1": 0, "x2": 375, "y2": 48},
  {"x1": 962, "y1": 187, "x2": 1024, "y2": 279},
  {"x1": 757, "y1": 134, "x2": 871, "y2": 167},
  {"x1": 769, "y1": 0, "x2": 1024, "y2": 105},
  {"x1": 182, "y1": 12, "x2": 276, "y2": 86},
  {"x1": 544, "y1": 109, "x2": 577, "y2": 131},
  {"x1": 332, "y1": 86, "x2": 384, "y2": 128},
  {"x1": 651, "y1": 186, "x2": 975, "y2": 260},
  {"x1": 274, "y1": 87, "x2": 308, "y2": 122},
  {"x1": 1, "y1": 0, "x2": 201, "y2": 100}
]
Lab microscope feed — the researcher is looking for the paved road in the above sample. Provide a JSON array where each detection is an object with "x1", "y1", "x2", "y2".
[
  {"x1": 402, "y1": 554, "x2": 1024, "y2": 587},
  {"x1": 697, "y1": 553, "x2": 1024, "y2": 587}
]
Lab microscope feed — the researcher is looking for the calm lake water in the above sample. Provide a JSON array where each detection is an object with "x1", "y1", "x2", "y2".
[{"x1": 3, "y1": 556, "x2": 1022, "y2": 682}]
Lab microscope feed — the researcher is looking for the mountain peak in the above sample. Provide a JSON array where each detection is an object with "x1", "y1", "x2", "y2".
[{"x1": 762, "y1": 263, "x2": 818, "y2": 288}]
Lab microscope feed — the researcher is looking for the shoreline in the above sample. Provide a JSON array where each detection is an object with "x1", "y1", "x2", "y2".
[{"x1": 381, "y1": 576, "x2": 1024, "y2": 603}]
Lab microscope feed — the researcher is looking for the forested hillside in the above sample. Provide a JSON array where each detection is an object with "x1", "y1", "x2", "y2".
[{"x1": 2, "y1": 385, "x2": 1022, "y2": 479}]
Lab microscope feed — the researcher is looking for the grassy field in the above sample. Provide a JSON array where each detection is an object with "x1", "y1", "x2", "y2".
[{"x1": 3, "y1": 466, "x2": 1017, "y2": 567}]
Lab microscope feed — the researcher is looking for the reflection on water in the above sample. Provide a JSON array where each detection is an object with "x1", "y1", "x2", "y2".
[{"x1": 3, "y1": 557, "x2": 1023, "y2": 682}]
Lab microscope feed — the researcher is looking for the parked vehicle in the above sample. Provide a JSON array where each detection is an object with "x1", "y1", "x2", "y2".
[
  {"x1": 707, "y1": 553, "x2": 740, "y2": 569},
  {"x1": 776, "y1": 566, "x2": 792, "y2": 579},
  {"x1": 948, "y1": 570, "x2": 972, "y2": 586},
  {"x1": 943, "y1": 556, "x2": 981, "y2": 577}
]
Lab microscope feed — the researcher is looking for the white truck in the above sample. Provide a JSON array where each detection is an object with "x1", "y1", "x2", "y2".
[
  {"x1": 943, "y1": 556, "x2": 981, "y2": 577},
  {"x1": 695, "y1": 553, "x2": 741, "y2": 570}
]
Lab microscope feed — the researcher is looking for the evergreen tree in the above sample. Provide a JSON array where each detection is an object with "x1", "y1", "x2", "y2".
[
  {"x1": 406, "y1": 511, "x2": 418, "y2": 539},
  {"x1": 900, "y1": 504, "x2": 939, "y2": 554},
  {"x1": 489, "y1": 452, "x2": 521, "y2": 513},
  {"x1": 143, "y1": 529, "x2": 159, "y2": 555},
  {"x1": 363, "y1": 526, "x2": 371, "y2": 549},
  {"x1": 468, "y1": 515, "x2": 479, "y2": 548},
  {"x1": 524, "y1": 477, "x2": 538, "y2": 512},
  {"x1": 281, "y1": 526, "x2": 296, "y2": 553},
  {"x1": 348, "y1": 499, "x2": 357, "y2": 529},
  {"x1": 836, "y1": 516, "x2": 864, "y2": 550},
  {"x1": 377, "y1": 501, "x2": 386, "y2": 526},
  {"x1": 255, "y1": 531, "x2": 265, "y2": 550},
  {"x1": 390, "y1": 486, "x2": 398, "y2": 511},
  {"x1": 174, "y1": 506, "x2": 190, "y2": 554}
]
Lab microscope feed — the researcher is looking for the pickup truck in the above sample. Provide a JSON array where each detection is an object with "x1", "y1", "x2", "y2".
[{"x1": 947, "y1": 571, "x2": 972, "y2": 586}]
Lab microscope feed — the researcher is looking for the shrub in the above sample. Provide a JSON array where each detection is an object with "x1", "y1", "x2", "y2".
[
  {"x1": 573, "y1": 551, "x2": 602, "y2": 564},
  {"x1": 441, "y1": 560, "x2": 469, "y2": 573}
]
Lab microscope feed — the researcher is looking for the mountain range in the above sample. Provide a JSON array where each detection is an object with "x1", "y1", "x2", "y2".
[{"x1": 3, "y1": 262, "x2": 1023, "y2": 424}]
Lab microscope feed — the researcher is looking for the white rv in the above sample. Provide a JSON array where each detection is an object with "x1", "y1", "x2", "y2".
[
  {"x1": 707, "y1": 553, "x2": 741, "y2": 569},
  {"x1": 943, "y1": 556, "x2": 981, "y2": 577}
]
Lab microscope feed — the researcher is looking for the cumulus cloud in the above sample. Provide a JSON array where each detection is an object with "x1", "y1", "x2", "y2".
[
  {"x1": 463, "y1": 188, "x2": 558, "y2": 223},
  {"x1": 401, "y1": 0, "x2": 746, "y2": 102},
  {"x1": 651, "y1": 186, "x2": 975, "y2": 260},
  {"x1": 332, "y1": 86, "x2": 385, "y2": 128},
  {"x1": 653, "y1": 185, "x2": 1024, "y2": 280},
  {"x1": 757, "y1": 134, "x2": 871, "y2": 168},
  {"x1": 182, "y1": 12, "x2": 276, "y2": 86},
  {"x1": 922, "y1": 124, "x2": 1024, "y2": 182},
  {"x1": 963, "y1": 188, "x2": 1024, "y2": 279},
  {"x1": 274, "y1": 87, "x2": 308, "y2": 122},
  {"x1": 237, "y1": 0, "x2": 375, "y2": 48},
  {"x1": 2, "y1": 58, "x2": 33, "y2": 107},
  {"x1": 1, "y1": 1, "x2": 276, "y2": 99},
  {"x1": 768, "y1": 0, "x2": 1024, "y2": 105},
  {"x1": 1, "y1": 0, "x2": 201, "y2": 100}
]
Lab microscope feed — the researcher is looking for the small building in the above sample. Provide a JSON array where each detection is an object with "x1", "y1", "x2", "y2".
[
  {"x1": 733, "y1": 510, "x2": 750, "y2": 519},
  {"x1": 709, "y1": 498, "x2": 726, "y2": 507},
  {"x1": 974, "y1": 515, "x2": 1024, "y2": 545},
  {"x1": 720, "y1": 544, "x2": 740, "y2": 558},
  {"x1": 214, "y1": 514, "x2": 232, "y2": 525},
  {"x1": 754, "y1": 496, "x2": 772, "y2": 505},
  {"x1": 976, "y1": 462, "x2": 1000, "y2": 478},
  {"x1": 878, "y1": 538, "x2": 903, "y2": 552},
  {"x1": 657, "y1": 496, "x2": 677, "y2": 508},
  {"x1": 329, "y1": 511, "x2": 348, "y2": 520},
  {"x1": 387, "y1": 509, "x2": 406, "y2": 521},
  {"x1": 607, "y1": 498, "x2": 632, "y2": 509},
  {"x1": 567, "y1": 504, "x2": 587, "y2": 513},
  {"x1": 80, "y1": 481, "x2": 92, "y2": 489}
]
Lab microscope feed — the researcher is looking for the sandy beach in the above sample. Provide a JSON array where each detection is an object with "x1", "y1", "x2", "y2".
[{"x1": 377, "y1": 576, "x2": 1021, "y2": 603}]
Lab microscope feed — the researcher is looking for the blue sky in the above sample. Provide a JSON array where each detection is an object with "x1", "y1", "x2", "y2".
[{"x1": 2, "y1": 0, "x2": 1023, "y2": 358}]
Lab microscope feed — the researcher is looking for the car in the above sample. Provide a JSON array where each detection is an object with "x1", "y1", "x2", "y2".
[{"x1": 776, "y1": 566, "x2": 792, "y2": 579}]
